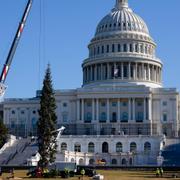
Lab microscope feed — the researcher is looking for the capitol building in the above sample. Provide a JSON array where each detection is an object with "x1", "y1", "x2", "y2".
[{"x1": 1, "y1": 0, "x2": 180, "y2": 166}]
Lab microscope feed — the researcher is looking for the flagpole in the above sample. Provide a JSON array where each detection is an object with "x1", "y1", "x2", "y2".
[{"x1": 113, "y1": 63, "x2": 118, "y2": 90}]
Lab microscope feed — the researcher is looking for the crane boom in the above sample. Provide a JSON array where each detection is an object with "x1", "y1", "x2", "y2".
[{"x1": 0, "y1": 0, "x2": 33, "y2": 97}]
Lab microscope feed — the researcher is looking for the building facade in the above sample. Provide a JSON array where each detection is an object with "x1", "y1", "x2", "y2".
[{"x1": 1, "y1": 0, "x2": 180, "y2": 166}]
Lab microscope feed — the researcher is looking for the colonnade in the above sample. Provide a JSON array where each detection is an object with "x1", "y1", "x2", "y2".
[
  {"x1": 76, "y1": 98, "x2": 152, "y2": 123},
  {"x1": 83, "y1": 62, "x2": 162, "y2": 84}
]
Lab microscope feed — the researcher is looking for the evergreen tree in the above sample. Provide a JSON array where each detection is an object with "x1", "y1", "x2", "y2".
[
  {"x1": 37, "y1": 64, "x2": 57, "y2": 168},
  {"x1": 0, "y1": 119, "x2": 8, "y2": 148}
]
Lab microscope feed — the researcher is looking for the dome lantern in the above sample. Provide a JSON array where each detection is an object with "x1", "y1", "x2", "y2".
[{"x1": 115, "y1": 0, "x2": 128, "y2": 9}]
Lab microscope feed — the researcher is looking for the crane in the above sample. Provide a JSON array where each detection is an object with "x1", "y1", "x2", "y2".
[{"x1": 0, "y1": 0, "x2": 33, "y2": 99}]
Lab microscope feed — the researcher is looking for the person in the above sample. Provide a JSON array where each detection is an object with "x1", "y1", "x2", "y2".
[
  {"x1": 35, "y1": 167, "x2": 42, "y2": 178},
  {"x1": 80, "y1": 169, "x2": 85, "y2": 180},
  {"x1": 155, "y1": 168, "x2": 160, "y2": 177},
  {"x1": 10, "y1": 168, "x2": 14, "y2": 178},
  {"x1": 160, "y1": 167, "x2": 163, "y2": 177}
]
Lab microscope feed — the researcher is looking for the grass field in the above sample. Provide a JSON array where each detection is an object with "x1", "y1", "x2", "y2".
[{"x1": 1, "y1": 170, "x2": 180, "y2": 180}]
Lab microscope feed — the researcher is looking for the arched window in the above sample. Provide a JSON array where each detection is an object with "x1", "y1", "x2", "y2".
[
  {"x1": 88, "y1": 142, "x2": 95, "y2": 153},
  {"x1": 144, "y1": 142, "x2": 151, "y2": 152},
  {"x1": 79, "y1": 158, "x2": 84, "y2": 165},
  {"x1": 61, "y1": 142, "x2": 67, "y2": 152},
  {"x1": 89, "y1": 159, "x2": 95, "y2": 165},
  {"x1": 102, "y1": 142, "x2": 109, "y2": 153},
  {"x1": 130, "y1": 142, "x2": 137, "y2": 152},
  {"x1": 122, "y1": 158, "x2": 127, "y2": 165},
  {"x1": 116, "y1": 142, "x2": 123, "y2": 153},
  {"x1": 74, "y1": 143, "x2": 81, "y2": 152},
  {"x1": 112, "y1": 159, "x2": 117, "y2": 165}
]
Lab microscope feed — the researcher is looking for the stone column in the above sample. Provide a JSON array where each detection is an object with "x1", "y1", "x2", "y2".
[
  {"x1": 133, "y1": 64, "x2": 136, "y2": 80},
  {"x1": 132, "y1": 98, "x2": 136, "y2": 121},
  {"x1": 127, "y1": 43, "x2": 130, "y2": 52},
  {"x1": 90, "y1": 66, "x2": 93, "y2": 81},
  {"x1": 95, "y1": 65, "x2": 97, "y2": 81},
  {"x1": 160, "y1": 68, "x2": 162, "y2": 83},
  {"x1": 118, "y1": 99, "x2": 121, "y2": 121},
  {"x1": 157, "y1": 67, "x2": 160, "y2": 83},
  {"x1": 135, "y1": 63, "x2": 137, "y2": 80},
  {"x1": 142, "y1": 63, "x2": 145, "y2": 80},
  {"x1": 144, "y1": 98, "x2": 146, "y2": 121},
  {"x1": 101, "y1": 64, "x2": 103, "y2": 80},
  {"x1": 87, "y1": 67, "x2": 89, "y2": 82},
  {"x1": 128, "y1": 98, "x2": 131, "y2": 121},
  {"x1": 148, "y1": 98, "x2": 152, "y2": 135},
  {"x1": 81, "y1": 99, "x2": 84, "y2": 122},
  {"x1": 152, "y1": 65, "x2": 154, "y2": 81},
  {"x1": 77, "y1": 99, "x2": 80, "y2": 121},
  {"x1": 114, "y1": 62, "x2": 116, "y2": 78},
  {"x1": 121, "y1": 62, "x2": 124, "y2": 80},
  {"x1": 107, "y1": 63, "x2": 110, "y2": 79},
  {"x1": 92, "y1": 99, "x2": 95, "y2": 121},
  {"x1": 83, "y1": 69, "x2": 85, "y2": 84},
  {"x1": 148, "y1": 64, "x2": 150, "y2": 81},
  {"x1": 128, "y1": 62, "x2": 131, "y2": 79},
  {"x1": 96, "y1": 99, "x2": 99, "y2": 121},
  {"x1": 107, "y1": 99, "x2": 110, "y2": 122},
  {"x1": 84, "y1": 68, "x2": 86, "y2": 83}
]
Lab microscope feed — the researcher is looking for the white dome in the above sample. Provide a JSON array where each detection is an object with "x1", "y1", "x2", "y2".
[
  {"x1": 95, "y1": 0, "x2": 149, "y2": 37},
  {"x1": 82, "y1": 0, "x2": 163, "y2": 89}
]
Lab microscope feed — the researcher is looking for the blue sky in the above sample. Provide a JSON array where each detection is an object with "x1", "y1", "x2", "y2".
[{"x1": 0, "y1": 0, "x2": 180, "y2": 98}]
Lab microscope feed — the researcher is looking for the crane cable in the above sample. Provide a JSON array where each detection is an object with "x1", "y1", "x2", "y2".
[
  {"x1": 38, "y1": 0, "x2": 42, "y2": 89},
  {"x1": 38, "y1": 0, "x2": 46, "y2": 89}
]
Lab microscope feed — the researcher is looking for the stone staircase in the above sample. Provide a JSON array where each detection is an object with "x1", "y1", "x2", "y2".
[{"x1": 0, "y1": 137, "x2": 38, "y2": 166}]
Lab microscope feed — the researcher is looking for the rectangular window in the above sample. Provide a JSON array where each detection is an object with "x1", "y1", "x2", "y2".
[
  {"x1": 163, "y1": 101, "x2": 167, "y2": 106},
  {"x1": 112, "y1": 44, "x2": 115, "y2": 52},
  {"x1": 118, "y1": 44, "x2": 121, "y2": 52},
  {"x1": 87, "y1": 102, "x2": 92, "y2": 107},
  {"x1": 62, "y1": 114, "x2": 68, "y2": 122},
  {"x1": 97, "y1": 46, "x2": 100, "y2": 54},
  {"x1": 106, "y1": 45, "x2": 109, "y2": 53},
  {"x1": 11, "y1": 121, "x2": 15, "y2": 128},
  {"x1": 163, "y1": 113, "x2": 167, "y2": 122},
  {"x1": 101, "y1": 46, "x2": 104, "y2": 54},
  {"x1": 112, "y1": 102, "x2": 117, "y2": 107},
  {"x1": 101, "y1": 102, "x2": 106, "y2": 107},
  {"x1": 122, "y1": 102, "x2": 127, "y2": 107}
]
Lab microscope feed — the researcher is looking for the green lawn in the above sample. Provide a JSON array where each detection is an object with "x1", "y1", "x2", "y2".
[{"x1": 1, "y1": 170, "x2": 180, "y2": 180}]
